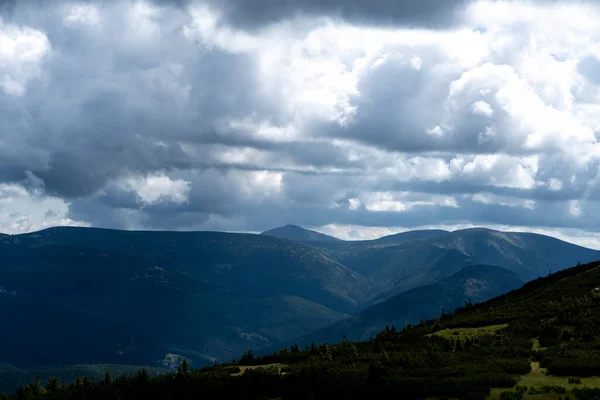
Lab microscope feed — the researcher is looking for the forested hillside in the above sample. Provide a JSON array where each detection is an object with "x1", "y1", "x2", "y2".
[
  {"x1": 0, "y1": 228, "x2": 370, "y2": 367},
  {"x1": 6, "y1": 260, "x2": 600, "y2": 400},
  {"x1": 283, "y1": 264, "x2": 524, "y2": 346},
  {"x1": 0, "y1": 225, "x2": 598, "y2": 371}
]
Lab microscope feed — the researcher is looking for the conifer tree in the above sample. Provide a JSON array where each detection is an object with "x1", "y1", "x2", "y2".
[
  {"x1": 46, "y1": 377, "x2": 60, "y2": 392},
  {"x1": 104, "y1": 370, "x2": 112, "y2": 385},
  {"x1": 178, "y1": 358, "x2": 189, "y2": 375}
]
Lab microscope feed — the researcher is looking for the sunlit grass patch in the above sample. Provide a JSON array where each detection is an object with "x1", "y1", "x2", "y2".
[
  {"x1": 487, "y1": 362, "x2": 600, "y2": 400},
  {"x1": 230, "y1": 363, "x2": 287, "y2": 376},
  {"x1": 430, "y1": 324, "x2": 508, "y2": 340}
]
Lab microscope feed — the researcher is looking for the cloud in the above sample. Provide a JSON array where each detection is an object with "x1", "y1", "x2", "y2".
[
  {"x1": 119, "y1": 174, "x2": 191, "y2": 205},
  {"x1": 3, "y1": 0, "x2": 600, "y2": 248},
  {"x1": 0, "y1": 182, "x2": 88, "y2": 234},
  {"x1": 0, "y1": 17, "x2": 50, "y2": 96},
  {"x1": 199, "y1": 0, "x2": 470, "y2": 30}
]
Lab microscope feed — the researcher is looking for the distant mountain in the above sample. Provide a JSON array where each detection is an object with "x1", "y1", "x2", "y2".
[
  {"x1": 0, "y1": 227, "x2": 370, "y2": 368},
  {"x1": 315, "y1": 227, "x2": 600, "y2": 304},
  {"x1": 279, "y1": 264, "x2": 524, "y2": 347},
  {"x1": 260, "y1": 224, "x2": 341, "y2": 242},
  {"x1": 372, "y1": 229, "x2": 449, "y2": 245}
]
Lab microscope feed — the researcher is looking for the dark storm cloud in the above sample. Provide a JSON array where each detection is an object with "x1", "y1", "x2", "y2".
[
  {"x1": 1, "y1": 3, "x2": 265, "y2": 198},
  {"x1": 202, "y1": 0, "x2": 470, "y2": 29}
]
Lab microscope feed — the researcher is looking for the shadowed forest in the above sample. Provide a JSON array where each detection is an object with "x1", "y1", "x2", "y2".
[{"x1": 5, "y1": 260, "x2": 600, "y2": 400}]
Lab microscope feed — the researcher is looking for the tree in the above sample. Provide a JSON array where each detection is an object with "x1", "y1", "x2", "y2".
[
  {"x1": 136, "y1": 369, "x2": 149, "y2": 384},
  {"x1": 46, "y1": 377, "x2": 60, "y2": 391},
  {"x1": 241, "y1": 349, "x2": 255, "y2": 363},
  {"x1": 455, "y1": 339, "x2": 464, "y2": 352},
  {"x1": 104, "y1": 370, "x2": 112, "y2": 385},
  {"x1": 178, "y1": 358, "x2": 189, "y2": 375}
]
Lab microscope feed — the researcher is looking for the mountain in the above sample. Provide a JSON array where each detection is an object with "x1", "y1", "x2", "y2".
[
  {"x1": 0, "y1": 227, "x2": 371, "y2": 368},
  {"x1": 276, "y1": 264, "x2": 524, "y2": 347},
  {"x1": 317, "y1": 227, "x2": 600, "y2": 303},
  {"x1": 1, "y1": 225, "x2": 598, "y2": 376},
  {"x1": 371, "y1": 229, "x2": 449, "y2": 245},
  {"x1": 260, "y1": 224, "x2": 341, "y2": 242}
]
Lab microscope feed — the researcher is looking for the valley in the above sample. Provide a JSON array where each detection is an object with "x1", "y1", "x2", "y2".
[{"x1": 0, "y1": 224, "x2": 599, "y2": 395}]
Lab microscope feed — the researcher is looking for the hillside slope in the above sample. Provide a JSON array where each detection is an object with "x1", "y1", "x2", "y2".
[
  {"x1": 13, "y1": 262, "x2": 600, "y2": 400},
  {"x1": 316, "y1": 228, "x2": 600, "y2": 303},
  {"x1": 0, "y1": 228, "x2": 371, "y2": 368},
  {"x1": 279, "y1": 264, "x2": 524, "y2": 346}
]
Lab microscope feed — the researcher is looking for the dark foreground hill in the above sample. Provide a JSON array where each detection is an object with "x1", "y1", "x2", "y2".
[
  {"x1": 0, "y1": 227, "x2": 370, "y2": 368},
  {"x1": 283, "y1": 264, "x2": 524, "y2": 345},
  {"x1": 8, "y1": 260, "x2": 600, "y2": 400}
]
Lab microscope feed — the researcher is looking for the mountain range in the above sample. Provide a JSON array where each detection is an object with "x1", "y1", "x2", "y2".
[{"x1": 0, "y1": 224, "x2": 598, "y2": 372}]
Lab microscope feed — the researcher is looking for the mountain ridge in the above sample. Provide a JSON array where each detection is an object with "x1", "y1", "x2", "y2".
[{"x1": 260, "y1": 224, "x2": 341, "y2": 242}]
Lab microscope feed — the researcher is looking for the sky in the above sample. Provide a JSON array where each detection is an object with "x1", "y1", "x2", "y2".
[{"x1": 3, "y1": 0, "x2": 600, "y2": 248}]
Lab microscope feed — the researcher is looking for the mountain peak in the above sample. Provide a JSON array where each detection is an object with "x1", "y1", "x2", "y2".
[{"x1": 261, "y1": 224, "x2": 341, "y2": 242}]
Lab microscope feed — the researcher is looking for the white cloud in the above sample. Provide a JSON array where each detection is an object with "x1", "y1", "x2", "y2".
[
  {"x1": 469, "y1": 192, "x2": 536, "y2": 210},
  {"x1": 120, "y1": 174, "x2": 191, "y2": 205},
  {"x1": 62, "y1": 4, "x2": 101, "y2": 26},
  {"x1": 471, "y1": 100, "x2": 494, "y2": 117},
  {"x1": 548, "y1": 178, "x2": 564, "y2": 191},
  {"x1": 348, "y1": 198, "x2": 361, "y2": 210},
  {"x1": 0, "y1": 183, "x2": 87, "y2": 234},
  {"x1": 0, "y1": 18, "x2": 51, "y2": 96},
  {"x1": 363, "y1": 191, "x2": 458, "y2": 212}
]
